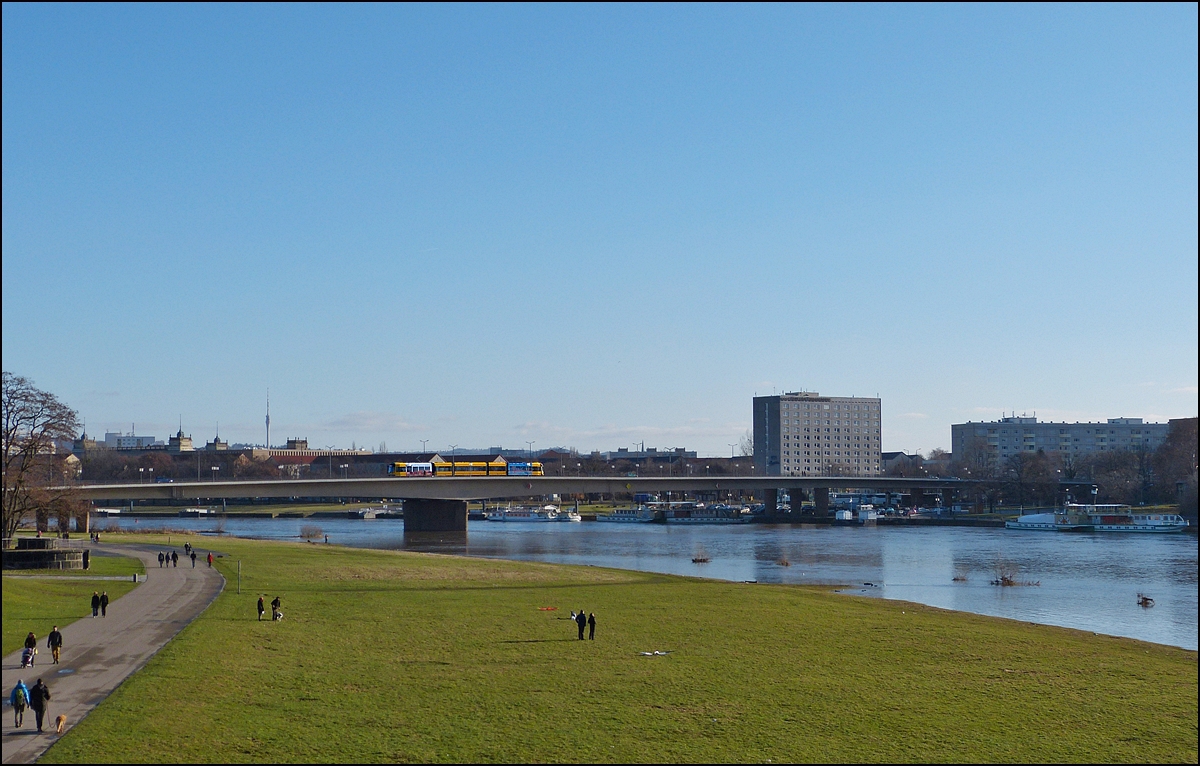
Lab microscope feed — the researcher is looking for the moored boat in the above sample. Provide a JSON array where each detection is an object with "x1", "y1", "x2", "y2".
[
  {"x1": 1006, "y1": 504, "x2": 1189, "y2": 533},
  {"x1": 596, "y1": 505, "x2": 657, "y2": 523},
  {"x1": 486, "y1": 505, "x2": 560, "y2": 522},
  {"x1": 665, "y1": 503, "x2": 751, "y2": 524}
]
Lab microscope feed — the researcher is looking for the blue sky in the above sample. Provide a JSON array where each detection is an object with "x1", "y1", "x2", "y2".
[{"x1": 3, "y1": 4, "x2": 1196, "y2": 456}]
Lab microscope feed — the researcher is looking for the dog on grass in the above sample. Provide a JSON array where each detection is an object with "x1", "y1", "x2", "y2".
[{"x1": 55, "y1": 715, "x2": 66, "y2": 734}]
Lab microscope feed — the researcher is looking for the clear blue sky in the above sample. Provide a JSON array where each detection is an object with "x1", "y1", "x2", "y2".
[{"x1": 3, "y1": 4, "x2": 1196, "y2": 456}]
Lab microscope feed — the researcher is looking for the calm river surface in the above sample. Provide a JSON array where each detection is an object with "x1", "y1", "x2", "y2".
[{"x1": 105, "y1": 516, "x2": 1198, "y2": 650}]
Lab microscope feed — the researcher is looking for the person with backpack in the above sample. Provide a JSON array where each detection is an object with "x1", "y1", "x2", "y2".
[
  {"x1": 47, "y1": 626, "x2": 63, "y2": 664},
  {"x1": 10, "y1": 680, "x2": 29, "y2": 728},
  {"x1": 28, "y1": 679, "x2": 50, "y2": 733},
  {"x1": 9, "y1": 681, "x2": 28, "y2": 729},
  {"x1": 158, "y1": 551, "x2": 165, "y2": 568}
]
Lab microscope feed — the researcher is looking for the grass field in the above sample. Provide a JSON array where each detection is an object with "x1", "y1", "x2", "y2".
[
  {"x1": 37, "y1": 534, "x2": 1198, "y2": 763},
  {"x1": 2, "y1": 553, "x2": 144, "y2": 655}
]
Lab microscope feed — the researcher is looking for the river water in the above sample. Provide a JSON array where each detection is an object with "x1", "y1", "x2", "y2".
[{"x1": 101, "y1": 516, "x2": 1198, "y2": 651}]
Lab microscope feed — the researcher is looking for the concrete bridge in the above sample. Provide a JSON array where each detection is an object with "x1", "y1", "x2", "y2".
[{"x1": 69, "y1": 475, "x2": 977, "y2": 531}]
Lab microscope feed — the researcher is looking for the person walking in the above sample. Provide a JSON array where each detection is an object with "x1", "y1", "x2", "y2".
[
  {"x1": 10, "y1": 680, "x2": 29, "y2": 728},
  {"x1": 91, "y1": 591, "x2": 101, "y2": 618},
  {"x1": 257, "y1": 596, "x2": 266, "y2": 621},
  {"x1": 171, "y1": 550, "x2": 178, "y2": 567},
  {"x1": 190, "y1": 551, "x2": 197, "y2": 568},
  {"x1": 588, "y1": 612, "x2": 596, "y2": 640},
  {"x1": 575, "y1": 608, "x2": 587, "y2": 640},
  {"x1": 206, "y1": 552, "x2": 213, "y2": 568},
  {"x1": 184, "y1": 542, "x2": 191, "y2": 556},
  {"x1": 47, "y1": 626, "x2": 63, "y2": 664},
  {"x1": 270, "y1": 595, "x2": 281, "y2": 621},
  {"x1": 23, "y1": 632, "x2": 37, "y2": 666},
  {"x1": 157, "y1": 551, "x2": 165, "y2": 568},
  {"x1": 100, "y1": 591, "x2": 110, "y2": 617},
  {"x1": 29, "y1": 678, "x2": 50, "y2": 733}
]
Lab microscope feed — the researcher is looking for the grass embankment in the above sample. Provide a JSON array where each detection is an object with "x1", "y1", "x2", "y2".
[
  {"x1": 42, "y1": 535, "x2": 1197, "y2": 763},
  {"x1": 2, "y1": 553, "x2": 144, "y2": 655}
]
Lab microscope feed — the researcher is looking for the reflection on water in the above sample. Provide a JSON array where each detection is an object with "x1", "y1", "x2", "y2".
[{"x1": 103, "y1": 516, "x2": 1197, "y2": 650}]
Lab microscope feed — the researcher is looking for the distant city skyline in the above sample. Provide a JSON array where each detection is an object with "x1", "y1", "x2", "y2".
[{"x1": 3, "y1": 5, "x2": 1196, "y2": 457}]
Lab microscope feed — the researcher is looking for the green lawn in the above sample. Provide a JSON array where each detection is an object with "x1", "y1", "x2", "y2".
[
  {"x1": 39, "y1": 535, "x2": 1198, "y2": 763},
  {"x1": 2, "y1": 553, "x2": 143, "y2": 655}
]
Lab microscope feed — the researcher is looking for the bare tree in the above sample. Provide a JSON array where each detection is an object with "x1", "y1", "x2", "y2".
[
  {"x1": 3, "y1": 373, "x2": 82, "y2": 540},
  {"x1": 738, "y1": 430, "x2": 753, "y2": 457}
]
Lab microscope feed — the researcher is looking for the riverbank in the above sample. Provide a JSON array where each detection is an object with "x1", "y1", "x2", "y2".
[{"x1": 40, "y1": 533, "x2": 1197, "y2": 763}]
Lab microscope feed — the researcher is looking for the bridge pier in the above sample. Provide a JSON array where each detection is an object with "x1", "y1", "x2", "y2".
[
  {"x1": 402, "y1": 499, "x2": 467, "y2": 532},
  {"x1": 788, "y1": 487, "x2": 806, "y2": 514},
  {"x1": 764, "y1": 488, "x2": 778, "y2": 515},
  {"x1": 813, "y1": 487, "x2": 830, "y2": 517}
]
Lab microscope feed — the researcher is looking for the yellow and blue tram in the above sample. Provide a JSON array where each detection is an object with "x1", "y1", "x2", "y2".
[{"x1": 387, "y1": 461, "x2": 544, "y2": 477}]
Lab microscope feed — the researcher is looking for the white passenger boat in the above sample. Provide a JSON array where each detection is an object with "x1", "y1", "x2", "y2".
[
  {"x1": 486, "y1": 505, "x2": 560, "y2": 522},
  {"x1": 555, "y1": 507, "x2": 582, "y2": 522},
  {"x1": 1006, "y1": 504, "x2": 1189, "y2": 533},
  {"x1": 596, "y1": 506, "x2": 657, "y2": 523}
]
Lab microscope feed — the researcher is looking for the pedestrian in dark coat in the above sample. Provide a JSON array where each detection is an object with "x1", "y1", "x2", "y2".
[
  {"x1": 271, "y1": 595, "x2": 282, "y2": 621},
  {"x1": 47, "y1": 627, "x2": 63, "y2": 664},
  {"x1": 28, "y1": 679, "x2": 50, "y2": 733},
  {"x1": 588, "y1": 612, "x2": 596, "y2": 640},
  {"x1": 91, "y1": 592, "x2": 101, "y2": 618},
  {"x1": 171, "y1": 550, "x2": 178, "y2": 567},
  {"x1": 100, "y1": 591, "x2": 109, "y2": 617},
  {"x1": 257, "y1": 596, "x2": 265, "y2": 621},
  {"x1": 190, "y1": 551, "x2": 197, "y2": 568},
  {"x1": 576, "y1": 608, "x2": 587, "y2": 640},
  {"x1": 158, "y1": 552, "x2": 165, "y2": 568}
]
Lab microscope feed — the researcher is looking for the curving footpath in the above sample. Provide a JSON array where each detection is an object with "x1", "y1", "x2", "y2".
[{"x1": 2, "y1": 544, "x2": 224, "y2": 764}]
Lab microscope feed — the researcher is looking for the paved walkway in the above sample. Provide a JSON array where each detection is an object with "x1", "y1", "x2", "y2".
[{"x1": 2, "y1": 544, "x2": 224, "y2": 764}]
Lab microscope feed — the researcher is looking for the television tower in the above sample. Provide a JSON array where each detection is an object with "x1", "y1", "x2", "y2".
[{"x1": 265, "y1": 389, "x2": 271, "y2": 448}]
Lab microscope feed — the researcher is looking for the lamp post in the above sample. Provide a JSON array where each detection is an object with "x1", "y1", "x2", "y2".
[
  {"x1": 211, "y1": 466, "x2": 219, "y2": 482},
  {"x1": 340, "y1": 463, "x2": 348, "y2": 480},
  {"x1": 420, "y1": 439, "x2": 428, "y2": 454},
  {"x1": 148, "y1": 468, "x2": 154, "y2": 483},
  {"x1": 139, "y1": 467, "x2": 145, "y2": 484},
  {"x1": 728, "y1": 444, "x2": 736, "y2": 458},
  {"x1": 526, "y1": 441, "x2": 535, "y2": 460}
]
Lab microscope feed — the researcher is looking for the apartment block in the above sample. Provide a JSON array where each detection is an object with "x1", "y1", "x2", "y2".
[
  {"x1": 753, "y1": 392, "x2": 882, "y2": 476},
  {"x1": 951, "y1": 416, "x2": 1169, "y2": 460}
]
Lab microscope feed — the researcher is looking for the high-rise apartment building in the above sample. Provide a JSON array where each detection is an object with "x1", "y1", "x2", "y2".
[{"x1": 753, "y1": 392, "x2": 882, "y2": 476}]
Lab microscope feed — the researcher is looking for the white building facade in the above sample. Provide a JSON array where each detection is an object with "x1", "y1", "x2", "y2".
[{"x1": 753, "y1": 392, "x2": 882, "y2": 477}]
